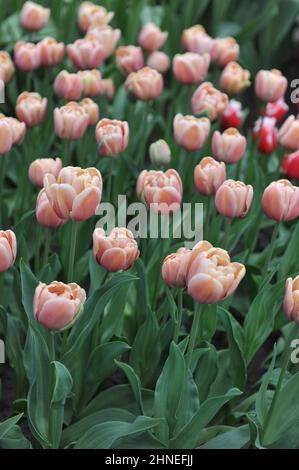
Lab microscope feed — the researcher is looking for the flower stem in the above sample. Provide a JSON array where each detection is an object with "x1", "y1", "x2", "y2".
[
  {"x1": 205, "y1": 196, "x2": 212, "y2": 239},
  {"x1": 43, "y1": 228, "x2": 51, "y2": 266},
  {"x1": 174, "y1": 288, "x2": 184, "y2": 343},
  {"x1": 34, "y1": 224, "x2": 42, "y2": 274},
  {"x1": 223, "y1": 217, "x2": 232, "y2": 250},
  {"x1": 106, "y1": 157, "x2": 114, "y2": 203},
  {"x1": 0, "y1": 155, "x2": 6, "y2": 227},
  {"x1": 186, "y1": 302, "x2": 201, "y2": 370},
  {"x1": 49, "y1": 331, "x2": 56, "y2": 448},
  {"x1": 262, "y1": 221, "x2": 280, "y2": 278},
  {"x1": 67, "y1": 220, "x2": 78, "y2": 283}
]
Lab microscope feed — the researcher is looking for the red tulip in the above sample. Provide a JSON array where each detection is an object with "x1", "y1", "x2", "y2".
[{"x1": 253, "y1": 117, "x2": 278, "y2": 154}]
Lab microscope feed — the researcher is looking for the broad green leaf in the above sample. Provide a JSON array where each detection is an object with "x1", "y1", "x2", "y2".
[
  {"x1": 0, "y1": 414, "x2": 23, "y2": 440},
  {"x1": 200, "y1": 425, "x2": 250, "y2": 449},
  {"x1": 115, "y1": 361, "x2": 144, "y2": 414}
]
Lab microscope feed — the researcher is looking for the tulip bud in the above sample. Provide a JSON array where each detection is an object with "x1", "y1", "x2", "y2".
[
  {"x1": 54, "y1": 102, "x2": 89, "y2": 140},
  {"x1": 194, "y1": 156, "x2": 226, "y2": 196},
  {"x1": 38, "y1": 37, "x2": 65, "y2": 67},
  {"x1": 284, "y1": 276, "x2": 299, "y2": 323},
  {"x1": 264, "y1": 98, "x2": 288, "y2": 124},
  {"x1": 33, "y1": 281, "x2": 86, "y2": 331},
  {"x1": 0, "y1": 119, "x2": 13, "y2": 155},
  {"x1": 125, "y1": 67, "x2": 163, "y2": 101},
  {"x1": 282, "y1": 151, "x2": 299, "y2": 180},
  {"x1": 191, "y1": 82, "x2": 228, "y2": 121},
  {"x1": 186, "y1": 241, "x2": 245, "y2": 304},
  {"x1": 44, "y1": 166, "x2": 102, "y2": 221},
  {"x1": 182, "y1": 25, "x2": 214, "y2": 55},
  {"x1": 29, "y1": 157, "x2": 62, "y2": 188},
  {"x1": 255, "y1": 69, "x2": 287, "y2": 102},
  {"x1": 116, "y1": 46, "x2": 144, "y2": 75},
  {"x1": 36, "y1": 189, "x2": 67, "y2": 228},
  {"x1": 0, "y1": 51, "x2": 15, "y2": 84},
  {"x1": 0, "y1": 116, "x2": 26, "y2": 146},
  {"x1": 100, "y1": 79, "x2": 115, "y2": 101},
  {"x1": 262, "y1": 179, "x2": 299, "y2": 221},
  {"x1": 173, "y1": 113, "x2": 210, "y2": 152},
  {"x1": 149, "y1": 139, "x2": 171, "y2": 166},
  {"x1": 95, "y1": 119, "x2": 129, "y2": 156},
  {"x1": 173, "y1": 52, "x2": 210, "y2": 85},
  {"x1": 146, "y1": 51, "x2": 170, "y2": 74},
  {"x1": 78, "y1": 69, "x2": 102, "y2": 97},
  {"x1": 162, "y1": 247, "x2": 191, "y2": 288},
  {"x1": 14, "y1": 41, "x2": 41, "y2": 71},
  {"x1": 211, "y1": 37, "x2": 240, "y2": 66},
  {"x1": 0, "y1": 230, "x2": 17, "y2": 272},
  {"x1": 212, "y1": 128, "x2": 246, "y2": 164},
  {"x1": 219, "y1": 61, "x2": 250, "y2": 94},
  {"x1": 80, "y1": 98, "x2": 99, "y2": 126},
  {"x1": 67, "y1": 38, "x2": 105, "y2": 70},
  {"x1": 86, "y1": 25, "x2": 121, "y2": 59},
  {"x1": 278, "y1": 115, "x2": 299, "y2": 151},
  {"x1": 253, "y1": 117, "x2": 278, "y2": 154},
  {"x1": 78, "y1": 2, "x2": 114, "y2": 32},
  {"x1": 93, "y1": 227, "x2": 140, "y2": 272},
  {"x1": 137, "y1": 169, "x2": 182, "y2": 214},
  {"x1": 138, "y1": 22, "x2": 168, "y2": 52},
  {"x1": 20, "y1": 1, "x2": 50, "y2": 31},
  {"x1": 221, "y1": 99, "x2": 242, "y2": 130},
  {"x1": 215, "y1": 180, "x2": 253, "y2": 218},
  {"x1": 16, "y1": 92, "x2": 47, "y2": 128},
  {"x1": 54, "y1": 70, "x2": 83, "y2": 101}
]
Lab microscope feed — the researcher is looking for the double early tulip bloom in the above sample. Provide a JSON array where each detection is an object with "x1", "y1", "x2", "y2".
[
  {"x1": 262, "y1": 180, "x2": 299, "y2": 222},
  {"x1": 96, "y1": 119, "x2": 129, "y2": 157},
  {"x1": 0, "y1": 230, "x2": 17, "y2": 273},
  {"x1": 194, "y1": 157, "x2": 226, "y2": 196},
  {"x1": 191, "y1": 82, "x2": 228, "y2": 121},
  {"x1": 173, "y1": 113, "x2": 210, "y2": 151},
  {"x1": 125, "y1": 66, "x2": 163, "y2": 101}
]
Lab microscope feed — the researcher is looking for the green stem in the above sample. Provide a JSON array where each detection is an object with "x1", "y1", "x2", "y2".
[
  {"x1": 205, "y1": 196, "x2": 212, "y2": 240},
  {"x1": 153, "y1": 235, "x2": 167, "y2": 310},
  {"x1": 0, "y1": 155, "x2": 6, "y2": 227},
  {"x1": 49, "y1": 332, "x2": 56, "y2": 448},
  {"x1": 174, "y1": 288, "x2": 184, "y2": 343},
  {"x1": 106, "y1": 158, "x2": 114, "y2": 202},
  {"x1": 186, "y1": 302, "x2": 201, "y2": 370},
  {"x1": 262, "y1": 323, "x2": 298, "y2": 444},
  {"x1": 63, "y1": 139, "x2": 70, "y2": 166},
  {"x1": 223, "y1": 218, "x2": 232, "y2": 250},
  {"x1": 43, "y1": 228, "x2": 51, "y2": 266},
  {"x1": 235, "y1": 159, "x2": 241, "y2": 181},
  {"x1": 34, "y1": 224, "x2": 42, "y2": 274},
  {"x1": 262, "y1": 221, "x2": 280, "y2": 278},
  {"x1": 67, "y1": 220, "x2": 78, "y2": 283},
  {"x1": 26, "y1": 72, "x2": 31, "y2": 92}
]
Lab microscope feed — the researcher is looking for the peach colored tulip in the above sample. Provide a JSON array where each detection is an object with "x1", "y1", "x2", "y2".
[
  {"x1": 33, "y1": 281, "x2": 86, "y2": 331},
  {"x1": 186, "y1": 241, "x2": 245, "y2": 303},
  {"x1": 215, "y1": 180, "x2": 253, "y2": 218},
  {"x1": 44, "y1": 166, "x2": 102, "y2": 221},
  {"x1": 20, "y1": 1, "x2": 50, "y2": 31},
  {"x1": 0, "y1": 230, "x2": 17, "y2": 272},
  {"x1": 116, "y1": 46, "x2": 144, "y2": 75},
  {"x1": 0, "y1": 51, "x2": 15, "y2": 84},
  {"x1": 93, "y1": 227, "x2": 140, "y2": 272},
  {"x1": 262, "y1": 179, "x2": 299, "y2": 221},
  {"x1": 78, "y1": 69, "x2": 102, "y2": 97},
  {"x1": 182, "y1": 25, "x2": 214, "y2": 55},
  {"x1": 146, "y1": 51, "x2": 170, "y2": 73},
  {"x1": 162, "y1": 247, "x2": 191, "y2": 288},
  {"x1": 192, "y1": 82, "x2": 228, "y2": 121},
  {"x1": 0, "y1": 119, "x2": 13, "y2": 154},
  {"x1": 95, "y1": 119, "x2": 129, "y2": 157},
  {"x1": 138, "y1": 22, "x2": 168, "y2": 52},
  {"x1": 211, "y1": 37, "x2": 239, "y2": 66},
  {"x1": 194, "y1": 156, "x2": 226, "y2": 196},
  {"x1": 36, "y1": 189, "x2": 67, "y2": 228},
  {"x1": 54, "y1": 70, "x2": 83, "y2": 101},
  {"x1": 125, "y1": 67, "x2": 163, "y2": 101},
  {"x1": 54, "y1": 102, "x2": 89, "y2": 140},
  {"x1": 14, "y1": 41, "x2": 41, "y2": 71},
  {"x1": 149, "y1": 139, "x2": 171, "y2": 166},
  {"x1": 86, "y1": 25, "x2": 121, "y2": 58},
  {"x1": 279, "y1": 115, "x2": 299, "y2": 151},
  {"x1": 137, "y1": 169, "x2": 182, "y2": 214},
  {"x1": 16, "y1": 92, "x2": 47, "y2": 128},
  {"x1": 212, "y1": 128, "x2": 246, "y2": 164},
  {"x1": 80, "y1": 98, "x2": 99, "y2": 126},
  {"x1": 255, "y1": 69, "x2": 287, "y2": 102},
  {"x1": 78, "y1": 2, "x2": 113, "y2": 32},
  {"x1": 38, "y1": 37, "x2": 65, "y2": 67},
  {"x1": 219, "y1": 61, "x2": 250, "y2": 94},
  {"x1": 0, "y1": 115, "x2": 26, "y2": 146},
  {"x1": 173, "y1": 113, "x2": 210, "y2": 152},
  {"x1": 100, "y1": 79, "x2": 115, "y2": 101},
  {"x1": 29, "y1": 157, "x2": 62, "y2": 188},
  {"x1": 173, "y1": 52, "x2": 210, "y2": 85},
  {"x1": 284, "y1": 276, "x2": 299, "y2": 323},
  {"x1": 67, "y1": 38, "x2": 105, "y2": 70}
]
